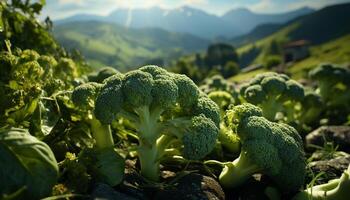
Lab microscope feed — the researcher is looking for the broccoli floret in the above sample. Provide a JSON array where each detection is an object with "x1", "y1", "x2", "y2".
[
  {"x1": 208, "y1": 91, "x2": 240, "y2": 153},
  {"x1": 309, "y1": 63, "x2": 350, "y2": 108},
  {"x1": 292, "y1": 165, "x2": 350, "y2": 200},
  {"x1": 88, "y1": 67, "x2": 120, "y2": 83},
  {"x1": 241, "y1": 72, "x2": 305, "y2": 123},
  {"x1": 299, "y1": 89, "x2": 324, "y2": 126},
  {"x1": 200, "y1": 75, "x2": 239, "y2": 103},
  {"x1": 72, "y1": 82, "x2": 113, "y2": 149},
  {"x1": 207, "y1": 103, "x2": 306, "y2": 192},
  {"x1": 94, "y1": 65, "x2": 220, "y2": 181}
]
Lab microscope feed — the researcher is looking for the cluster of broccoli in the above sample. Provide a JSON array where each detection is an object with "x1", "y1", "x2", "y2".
[{"x1": 72, "y1": 66, "x2": 220, "y2": 181}]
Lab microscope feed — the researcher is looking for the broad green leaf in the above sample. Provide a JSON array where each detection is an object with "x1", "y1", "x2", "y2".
[{"x1": 0, "y1": 128, "x2": 59, "y2": 200}]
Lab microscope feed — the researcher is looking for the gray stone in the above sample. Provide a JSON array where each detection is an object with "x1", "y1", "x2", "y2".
[
  {"x1": 154, "y1": 173, "x2": 225, "y2": 200},
  {"x1": 307, "y1": 155, "x2": 350, "y2": 184},
  {"x1": 306, "y1": 126, "x2": 350, "y2": 153}
]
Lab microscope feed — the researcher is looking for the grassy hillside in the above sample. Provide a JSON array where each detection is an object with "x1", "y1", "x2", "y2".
[
  {"x1": 231, "y1": 34, "x2": 350, "y2": 83},
  {"x1": 54, "y1": 21, "x2": 209, "y2": 71},
  {"x1": 287, "y1": 34, "x2": 350, "y2": 79},
  {"x1": 237, "y1": 3, "x2": 350, "y2": 67}
]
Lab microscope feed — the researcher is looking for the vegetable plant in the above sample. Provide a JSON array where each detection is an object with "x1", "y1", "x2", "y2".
[
  {"x1": 240, "y1": 72, "x2": 305, "y2": 123},
  {"x1": 93, "y1": 65, "x2": 220, "y2": 181},
  {"x1": 206, "y1": 103, "x2": 306, "y2": 192},
  {"x1": 72, "y1": 82, "x2": 125, "y2": 186}
]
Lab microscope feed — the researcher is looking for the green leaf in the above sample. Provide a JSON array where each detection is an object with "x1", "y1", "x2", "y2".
[
  {"x1": 0, "y1": 128, "x2": 59, "y2": 200},
  {"x1": 94, "y1": 148, "x2": 125, "y2": 186}
]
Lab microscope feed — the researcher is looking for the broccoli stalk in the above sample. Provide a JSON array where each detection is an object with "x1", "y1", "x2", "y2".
[
  {"x1": 94, "y1": 66, "x2": 220, "y2": 181},
  {"x1": 218, "y1": 151, "x2": 263, "y2": 188},
  {"x1": 292, "y1": 165, "x2": 350, "y2": 200},
  {"x1": 205, "y1": 103, "x2": 306, "y2": 192},
  {"x1": 89, "y1": 115, "x2": 114, "y2": 149}
]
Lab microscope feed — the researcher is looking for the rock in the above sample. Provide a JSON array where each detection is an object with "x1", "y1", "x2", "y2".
[
  {"x1": 154, "y1": 173, "x2": 225, "y2": 200},
  {"x1": 306, "y1": 126, "x2": 350, "y2": 153},
  {"x1": 307, "y1": 155, "x2": 350, "y2": 184},
  {"x1": 91, "y1": 183, "x2": 138, "y2": 200}
]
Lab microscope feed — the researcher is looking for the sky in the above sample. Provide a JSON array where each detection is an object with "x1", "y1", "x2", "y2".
[{"x1": 41, "y1": 0, "x2": 350, "y2": 20}]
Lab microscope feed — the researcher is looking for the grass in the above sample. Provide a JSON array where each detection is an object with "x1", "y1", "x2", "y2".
[{"x1": 287, "y1": 34, "x2": 350, "y2": 79}]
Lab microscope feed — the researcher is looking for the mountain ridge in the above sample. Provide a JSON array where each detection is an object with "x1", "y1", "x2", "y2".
[{"x1": 55, "y1": 6, "x2": 314, "y2": 39}]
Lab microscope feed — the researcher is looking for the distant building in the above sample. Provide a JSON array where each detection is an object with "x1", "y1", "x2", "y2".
[{"x1": 283, "y1": 40, "x2": 310, "y2": 63}]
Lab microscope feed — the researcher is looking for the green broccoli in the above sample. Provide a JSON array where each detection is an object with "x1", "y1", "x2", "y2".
[
  {"x1": 240, "y1": 72, "x2": 305, "y2": 123},
  {"x1": 206, "y1": 103, "x2": 306, "y2": 192},
  {"x1": 299, "y1": 89, "x2": 324, "y2": 126},
  {"x1": 208, "y1": 91, "x2": 240, "y2": 154},
  {"x1": 72, "y1": 81, "x2": 124, "y2": 186},
  {"x1": 200, "y1": 75, "x2": 239, "y2": 103},
  {"x1": 72, "y1": 82, "x2": 114, "y2": 150},
  {"x1": 93, "y1": 65, "x2": 220, "y2": 181},
  {"x1": 292, "y1": 165, "x2": 350, "y2": 200},
  {"x1": 309, "y1": 63, "x2": 350, "y2": 108}
]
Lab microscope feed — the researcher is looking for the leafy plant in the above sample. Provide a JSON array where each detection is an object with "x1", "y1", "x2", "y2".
[{"x1": 0, "y1": 128, "x2": 59, "y2": 199}]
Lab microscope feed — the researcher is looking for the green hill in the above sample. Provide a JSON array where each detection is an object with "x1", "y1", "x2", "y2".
[
  {"x1": 53, "y1": 21, "x2": 210, "y2": 71},
  {"x1": 237, "y1": 3, "x2": 350, "y2": 67}
]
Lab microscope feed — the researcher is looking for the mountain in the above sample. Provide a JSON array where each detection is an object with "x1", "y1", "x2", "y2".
[
  {"x1": 236, "y1": 3, "x2": 350, "y2": 68},
  {"x1": 56, "y1": 6, "x2": 314, "y2": 39},
  {"x1": 222, "y1": 7, "x2": 314, "y2": 33},
  {"x1": 53, "y1": 21, "x2": 210, "y2": 71}
]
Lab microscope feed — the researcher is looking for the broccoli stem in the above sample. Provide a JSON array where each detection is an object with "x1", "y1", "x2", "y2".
[
  {"x1": 138, "y1": 140, "x2": 161, "y2": 181},
  {"x1": 90, "y1": 115, "x2": 114, "y2": 149},
  {"x1": 137, "y1": 135, "x2": 174, "y2": 181},
  {"x1": 260, "y1": 98, "x2": 282, "y2": 121},
  {"x1": 219, "y1": 151, "x2": 261, "y2": 188},
  {"x1": 293, "y1": 172, "x2": 349, "y2": 200},
  {"x1": 133, "y1": 106, "x2": 176, "y2": 181}
]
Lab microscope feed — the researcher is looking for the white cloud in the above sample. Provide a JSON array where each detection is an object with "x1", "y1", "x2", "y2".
[{"x1": 58, "y1": 0, "x2": 83, "y2": 5}]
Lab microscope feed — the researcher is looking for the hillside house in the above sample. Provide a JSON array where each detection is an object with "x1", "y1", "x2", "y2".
[{"x1": 283, "y1": 40, "x2": 310, "y2": 63}]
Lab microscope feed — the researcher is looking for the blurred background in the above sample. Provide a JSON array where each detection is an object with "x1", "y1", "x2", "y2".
[{"x1": 36, "y1": 0, "x2": 350, "y2": 83}]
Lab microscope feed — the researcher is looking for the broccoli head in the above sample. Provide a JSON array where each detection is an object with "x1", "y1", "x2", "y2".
[
  {"x1": 309, "y1": 63, "x2": 350, "y2": 108},
  {"x1": 207, "y1": 103, "x2": 306, "y2": 192},
  {"x1": 240, "y1": 72, "x2": 305, "y2": 123},
  {"x1": 200, "y1": 75, "x2": 239, "y2": 103},
  {"x1": 299, "y1": 89, "x2": 324, "y2": 126},
  {"x1": 93, "y1": 65, "x2": 220, "y2": 181},
  {"x1": 88, "y1": 67, "x2": 120, "y2": 83}
]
